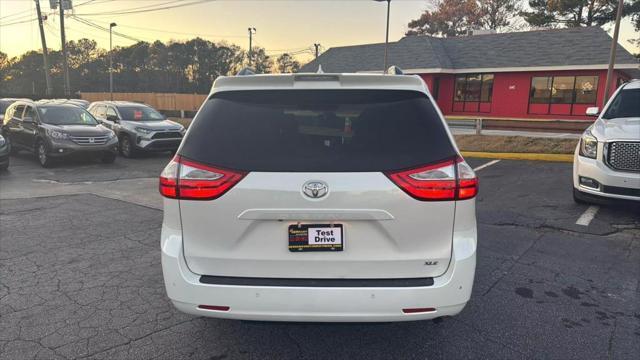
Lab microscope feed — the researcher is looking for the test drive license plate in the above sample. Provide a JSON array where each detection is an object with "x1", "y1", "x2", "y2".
[{"x1": 288, "y1": 224, "x2": 344, "y2": 252}]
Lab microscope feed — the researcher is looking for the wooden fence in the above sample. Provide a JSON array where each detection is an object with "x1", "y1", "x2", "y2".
[{"x1": 79, "y1": 92, "x2": 208, "y2": 112}]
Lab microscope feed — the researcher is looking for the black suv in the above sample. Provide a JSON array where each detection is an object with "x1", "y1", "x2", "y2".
[
  {"x1": 88, "y1": 101, "x2": 185, "y2": 157},
  {"x1": 2, "y1": 100, "x2": 118, "y2": 167}
]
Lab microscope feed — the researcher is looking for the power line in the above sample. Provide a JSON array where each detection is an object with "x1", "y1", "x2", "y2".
[
  {"x1": 0, "y1": 7, "x2": 32, "y2": 21},
  {"x1": 74, "y1": 0, "x2": 216, "y2": 16},
  {"x1": 85, "y1": 18, "x2": 245, "y2": 39},
  {"x1": 70, "y1": 15, "x2": 143, "y2": 43},
  {"x1": 0, "y1": 17, "x2": 38, "y2": 27}
]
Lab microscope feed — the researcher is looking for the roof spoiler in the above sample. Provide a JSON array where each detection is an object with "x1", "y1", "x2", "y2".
[{"x1": 385, "y1": 66, "x2": 404, "y2": 75}]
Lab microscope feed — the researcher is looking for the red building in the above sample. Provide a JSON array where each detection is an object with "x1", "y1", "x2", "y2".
[{"x1": 301, "y1": 27, "x2": 639, "y2": 121}]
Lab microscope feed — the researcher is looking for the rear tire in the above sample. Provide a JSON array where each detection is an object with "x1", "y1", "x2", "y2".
[
  {"x1": 119, "y1": 135, "x2": 137, "y2": 158},
  {"x1": 101, "y1": 152, "x2": 116, "y2": 164},
  {"x1": 36, "y1": 140, "x2": 53, "y2": 168}
]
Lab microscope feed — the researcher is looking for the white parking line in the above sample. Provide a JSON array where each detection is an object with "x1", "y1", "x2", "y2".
[
  {"x1": 576, "y1": 206, "x2": 600, "y2": 226},
  {"x1": 473, "y1": 160, "x2": 501, "y2": 172}
]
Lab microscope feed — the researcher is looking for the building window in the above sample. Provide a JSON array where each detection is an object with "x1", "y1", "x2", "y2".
[
  {"x1": 551, "y1": 76, "x2": 575, "y2": 104},
  {"x1": 453, "y1": 73, "x2": 494, "y2": 112},
  {"x1": 529, "y1": 75, "x2": 599, "y2": 105},
  {"x1": 530, "y1": 77, "x2": 552, "y2": 103},
  {"x1": 480, "y1": 74, "x2": 494, "y2": 102},
  {"x1": 575, "y1": 76, "x2": 598, "y2": 104}
]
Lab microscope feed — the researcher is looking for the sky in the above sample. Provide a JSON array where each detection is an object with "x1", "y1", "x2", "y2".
[{"x1": 1, "y1": 0, "x2": 639, "y2": 64}]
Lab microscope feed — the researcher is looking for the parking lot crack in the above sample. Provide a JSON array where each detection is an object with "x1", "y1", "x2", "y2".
[
  {"x1": 607, "y1": 317, "x2": 618, "y2": 359},
  {"x1": 482, "y1": 233, "x2": 544, "y2": 297}
]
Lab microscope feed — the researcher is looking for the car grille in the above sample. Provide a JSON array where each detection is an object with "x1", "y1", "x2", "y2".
[
  {"x1": 69, "y1": 135, "x2": 109, "y2": 145},
  {"x1": 607, "y1": 142, "x2": 640, "y2": 172},
  {"x1": 152, "y1": 131, "x2": 182, "y2": 140}
]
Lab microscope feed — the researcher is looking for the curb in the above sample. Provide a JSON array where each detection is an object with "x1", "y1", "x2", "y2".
[{"x1": 461, "y1": 151, "x2": 574, "y2": 163}]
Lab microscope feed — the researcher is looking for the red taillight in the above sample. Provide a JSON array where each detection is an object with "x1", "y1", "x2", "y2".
[
  {"x1": 402, "y1": 307, "x2": 436, "y2": 314},
  {"x1": 197, "y1": 305, "x2": 230, "y2": 312},
  {"x1": 385, "y1": 157, "x2": 478, "y2": 201},
  {"x1": 159, "y1": 156, "x2": 246, "y2": 200}
]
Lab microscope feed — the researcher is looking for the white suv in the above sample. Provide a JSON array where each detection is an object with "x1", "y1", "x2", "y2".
[
  {"x1": 159, "y1": 72, "x2": 478, "y2": 322},
  {"x1": 574, "y1": 80, "x2": 640, "y2": 203}
]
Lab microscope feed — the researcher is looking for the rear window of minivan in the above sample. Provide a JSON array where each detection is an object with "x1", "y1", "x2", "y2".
[{"x1": 179, "y1": 90, "x2": 456, "y2": 172}]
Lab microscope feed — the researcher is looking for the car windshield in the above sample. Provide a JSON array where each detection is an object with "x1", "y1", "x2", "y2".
[
  {"x1": 38, "y1": 106, "x2": 98, "y2": 125},
  {"x1": 118, "y1": 106, "x2": 165, "y2": 121},
  {"x1": 602, "y1": 88, "x2": 640, "y2": 119}
]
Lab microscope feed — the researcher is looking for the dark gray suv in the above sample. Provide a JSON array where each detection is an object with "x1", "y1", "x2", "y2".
[
  {"x1": 2, "y1": 100, "x2": 118, "y2": 167},
  {"x1": 88, "y1": 101, "x2": 185, "y2": 157}
]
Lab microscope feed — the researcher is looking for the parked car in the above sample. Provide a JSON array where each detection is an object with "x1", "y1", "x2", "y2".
[
  {"x1": 41, "y1": 99, "x2": 91, "y2": 109},
  {"x1": 159, "y1": 71, "x2": 478, "y2": 322},
  {"x1": 2, "y1": 100, "x2": 118, "y2": 167},
  {"x1": 0, "y1": 134, "x2": 9, "y2": 171},
  {"x1": 573, "y1": 79, "x2": 640, "y2": 203},
  {"x1": 87, "y1": 101, "x2": 185, "y2": 157},
  {"x1": 0, "y1": 98, "x2": 27, "y2": 124}
]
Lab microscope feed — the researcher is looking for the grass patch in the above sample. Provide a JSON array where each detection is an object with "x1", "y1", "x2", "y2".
[{"x1": 454, "y1": 135, "x2": 577, "y2": 154}]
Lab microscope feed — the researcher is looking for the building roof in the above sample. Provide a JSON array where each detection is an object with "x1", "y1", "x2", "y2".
[{"x1": 300, "y1": 27, "x2": 639, "y2": 74}]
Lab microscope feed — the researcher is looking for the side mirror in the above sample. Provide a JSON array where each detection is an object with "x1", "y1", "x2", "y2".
[
  {"x1": 22, "y1": 117, "x2": 34, "y2": 123},
  {"x1": 106, "y1": 115, "x2": 119, "y2": 122},
  {"x1": 585, "y1": 107, "x2": 600, "y2": 117}
]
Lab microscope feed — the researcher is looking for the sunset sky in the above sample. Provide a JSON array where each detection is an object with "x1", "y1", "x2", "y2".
[{"x1": 1, "y1": 0, "x2": 638, "y2": 64}]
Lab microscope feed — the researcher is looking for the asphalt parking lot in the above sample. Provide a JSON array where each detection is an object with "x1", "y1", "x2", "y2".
[{"x1": 1, "y1": 154, "x2": 638, "y2": 359}]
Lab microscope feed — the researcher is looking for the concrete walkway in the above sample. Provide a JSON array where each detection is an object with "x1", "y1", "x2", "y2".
[{"x1": 450, "y1": 127, "x2": 581, "y2": 139}]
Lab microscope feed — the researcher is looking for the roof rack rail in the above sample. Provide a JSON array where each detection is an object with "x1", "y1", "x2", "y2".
[
  {"x1": 317, "y1": 65, "x2": 324, "y2": 74},
  {"x1": 385, "y1": 66, "x2": 404, "y2": 75},
  {"x1": 237, "y1": 67, "x2": 256, "y2": 76}
]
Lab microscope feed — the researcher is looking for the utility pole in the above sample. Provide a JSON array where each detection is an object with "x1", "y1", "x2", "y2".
[
  {"x1": 248, "y1": 27, "x2": 256, "y2": 67},
  {"x1": 383, "y1": 0, "x2": 390, "y2": 72},
  {"x1": 109, "y1": 22, "x2": 117, "y2": 100},
  {"x1": 314, "y1": 43, "x2": 321, "y2": 59},
  {"x1": 603, "y1": 0, "x2": 624, "y2": 107},
  {"x1": 59, "y1": 0, "x2": 71, "y2": 97},
  {"x1": 35, "y1": 0, "x2": 53, "y2": 96}
]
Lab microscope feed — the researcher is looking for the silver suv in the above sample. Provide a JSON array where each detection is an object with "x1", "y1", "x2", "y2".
[
  {"x1": 160, "y1": 72, "x2": 478, "y2": 322},
  {"x1": 88, "y1": 101, "x2": 185, "y2": 157},
  {"x1": 2, "y1": 100, "x2": 118, "y2": 167}
]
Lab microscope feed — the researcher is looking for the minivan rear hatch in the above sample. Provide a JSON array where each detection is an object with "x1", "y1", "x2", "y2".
[{"x1": 177, "y1": 90, "x2": 458, "y2": 279}]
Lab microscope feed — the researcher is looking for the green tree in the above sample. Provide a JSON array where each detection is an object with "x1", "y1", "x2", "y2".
[
  {"x1": 521, "y1": 0, "x2": 627, "y2": 27},
  {"x1": 0, "y1": 52, "x2": 10, "y2": 85},
  {"x1": 407, "y1": 0, "x2": 521, "y2": 36},
  {"x1": 276, "y1": 53, "x2": 301, "y2": 73},
  {"x1": 0, "y1": 37, "x2": 248, "y2": 95},
  {"x1": 407, "y1": 0, "x2": 483, "y2": 37},
  {"x1": 479, "y1": 0, "x2": 522, "y2": 30},
  {"x1": 249, "y1": 47, "x2": 273, "y2": 73}
]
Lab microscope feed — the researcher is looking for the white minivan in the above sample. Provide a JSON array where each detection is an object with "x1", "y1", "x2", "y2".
[{"x1": 159, "y1": 72, "x2": 478, "y2": 322}]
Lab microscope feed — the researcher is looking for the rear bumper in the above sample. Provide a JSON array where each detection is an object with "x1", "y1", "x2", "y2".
[{"x1": 161, "y1": 224, "x2": 476, "y2": 322}]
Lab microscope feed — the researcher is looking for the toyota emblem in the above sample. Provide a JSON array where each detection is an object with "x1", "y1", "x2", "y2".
[{"x1": 302, "y1": 181, "x2": 328, "y2": 199}]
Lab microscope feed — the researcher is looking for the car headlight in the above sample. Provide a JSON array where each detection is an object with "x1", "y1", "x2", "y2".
[
  {"x1": 107, "y1": 130, "x2": 116, "y2": 139},
  {"x1": 0, "y1": 135, "x2": 5, "y2": 146},
  {"x1": 579, "y1": 130, "x2": 598, "y2": 159},
  {"x1": 46, "y1": 129, "x2": 69, "y2": 139},
  {"x1": 179, "y1": 127, "x2": 186, "y2": 135},
  {"x1": 135, "y1": 127, "x2": 153, "y2": 135}
]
